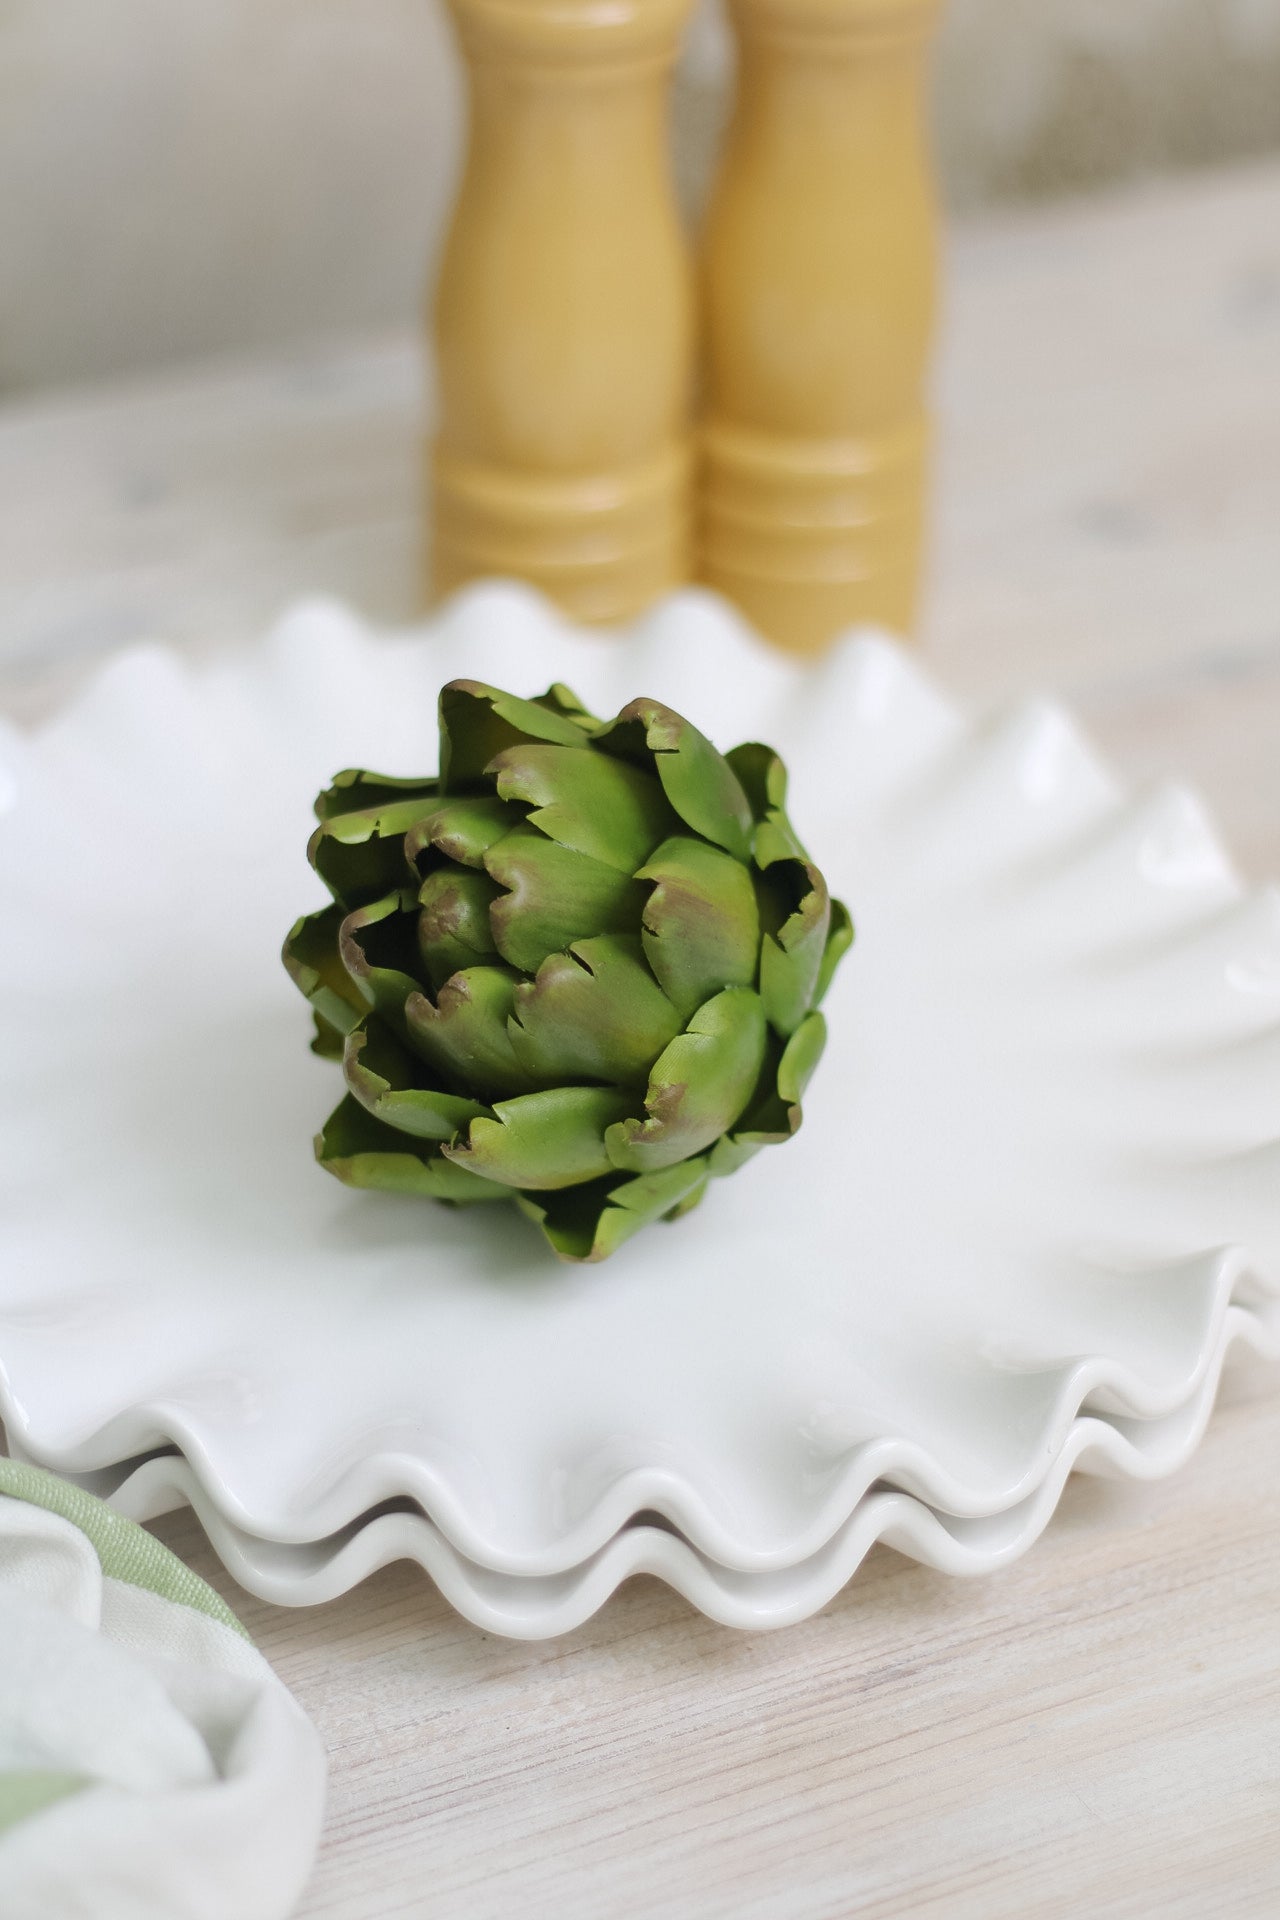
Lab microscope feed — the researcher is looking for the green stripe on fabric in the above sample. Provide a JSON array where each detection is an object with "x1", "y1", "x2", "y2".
[
  {"x1": 0, "y1": 1769, "x2": 89, "y2": 1836},
  {"x1": 0, "y1": 1459, "x2": 250, "y2": 1642}
]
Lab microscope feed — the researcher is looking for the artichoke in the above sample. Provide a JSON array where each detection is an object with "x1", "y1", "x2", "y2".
[{"x1": 283, "y1": 679, "x2": 852, "y2": 1262}]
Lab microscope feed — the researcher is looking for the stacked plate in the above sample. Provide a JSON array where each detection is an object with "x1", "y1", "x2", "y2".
[{"x1": 0, "y1": 588, "x2": 1276, "y2": 1637}]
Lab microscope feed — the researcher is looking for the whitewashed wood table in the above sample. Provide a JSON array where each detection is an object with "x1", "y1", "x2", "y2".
[{"x1": 2, "y1": 161, "x2": 1279, "y2": 1919}]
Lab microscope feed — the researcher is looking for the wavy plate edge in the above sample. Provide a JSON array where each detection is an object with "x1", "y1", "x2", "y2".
[{"x1": 9, "y1": 1300, "x2": 1276, "y2": 1639}]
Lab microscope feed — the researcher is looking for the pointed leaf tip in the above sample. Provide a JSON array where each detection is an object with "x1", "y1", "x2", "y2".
[
  {"x1": 638, "y1": 835, "x2": 760, "y2": 1019},
  {"x1": 595, "y1": 698, "x2": 754, "y2": 862},
  {"x1": 316, "y1": 1094, "x2": 509, "y2": 1204},
  {"x1": 606, "y1": 987, "x2": 767, "y2": 1174},
  {"x1": 444, "y1": 1085, "x2": 636, "y2": 1192},
  {"x1": 439, "y1": 680, "x2": 591, "y2": 791},
  {"x1": 508, "y1": 934, "x2": 683, "y2": 1088},
  {"x1": 283, "y1": 904, "x2": 365, "y2": 1038},
  {"x1": 487, "y1": 742, "x2": 676, "y2": 873},
  {"x1": 758, "y1": 857, "x2": 831, "y2": 1036},
  {"x1": 814, "y1": 898, "x2": 854, "y2": 1007},
  {"x1": 516, "y1": 1157, "x2": 711, "y2": 1261},
  {"x1": 343, "y1": 1020, "x2": 486, "y2": 1142},
  {"x1": 405, "y1": 965, "x2": 538, "y2": 1103},
  {"x1": 484, "y1": 824, "x2": 647, "y2": 974}
]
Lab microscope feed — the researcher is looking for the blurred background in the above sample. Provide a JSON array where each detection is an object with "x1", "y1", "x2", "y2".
[
  {"x1": 1, "y1": 0, "x2": 1277, "y2": 864},
  {"x1": 3, "y1": 0, "x2": 1280, "y2": 391}
]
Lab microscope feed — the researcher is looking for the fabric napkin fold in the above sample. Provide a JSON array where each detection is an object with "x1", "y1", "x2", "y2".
[{"x1": 0, "y1": 1459, "x2": 325, "y2": 1920}]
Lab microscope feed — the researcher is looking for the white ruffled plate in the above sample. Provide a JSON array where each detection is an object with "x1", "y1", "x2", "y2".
[
  {"x1": 0, "y1": 586, "x2": 1277, "y2": 1595},
  {"x1": 15, "y1": 1295, "x2": 1275, "y2": 1636}
]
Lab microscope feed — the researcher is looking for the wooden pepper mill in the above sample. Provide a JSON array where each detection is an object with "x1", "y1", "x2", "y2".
[
  {"x1": 431, "y1": 0, "x2": 696, "y2": 624},
  {"x1": 698, "y1": 0, "x2": 941, "y2": 653}
]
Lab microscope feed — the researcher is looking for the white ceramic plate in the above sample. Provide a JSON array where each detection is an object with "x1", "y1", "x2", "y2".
[
  {"x1": 14, "y1": 1297, "x2": 1274, "y2": 1636},
  {"x1": 0, "y1": 587, "x2": 1277, "y2": 1593}
]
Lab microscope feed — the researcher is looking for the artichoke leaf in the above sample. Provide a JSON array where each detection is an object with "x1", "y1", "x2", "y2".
[
  {"x1": 310, "y1": 1012, "x2": 346, "y2": 1060},
  {"x1": 535, "y1": 682, "x2": 599, "y2": 729},
  {"x1": 724, "y1": 741, "x2": 788, "y2": 822},
  {"x1": 313, "y1": 795, "x2": 439, "y2": 846},
  {"x1": 516, "y1": 1156, "x2": 711, "y2": 1263},
  {"x1": 314, "y1": 769, "x2": 438, "y2": 824},
  {"x1": 343, "y1": 1020, "x2": 487, "y2": 1141},
  {"x1": 638, "y1": 835, "x2": 760, "y2": 1020},
  {"x1": 814, "y1": 898, "x2": 855, "y2": 1007},
  {"x1": 308, "y1": 797, "x2": 434, "y2": 908},
  {"x1": 416, "y1": 866, "x2": 501, "y2": 991},
  {"x1": 757, "y1": 857, "x2": 831, "y2": 1037},
  {"x1": 706, "y1": 1084, "x2": 792, "y2": 1167},
  {"x1": 707, "y1": 1010, "x2": 828, "y2": 1176},
  {"x1": 283, "y1": 904, "x2": 365, "y2": 1039},
  {"x1": 606, "y1": 987, "x2": 767, "y2": 1174},
  {"x1": 752, "y1": 807, "x2": 808, "y2": 870},
  {"x1": 724, "y1": 746, "x2": 815, "y2": 870},
  {"x1": 706, "y1": 1132, "x2": 764, "y2": 1179},
  {"x1": 439, "y1": 680, "x2": 592, "y2": 792},
  {"x1": 777, "y1": 1008, "x2": 828, "y2": 1105},
  {"x1": 405, "y1": 965, "x2": 540, "y2": 1101},
  {"x1": 593, "y1": 698, "x2": 754, "y2": 862},
  {"x1": 404, "y1": 796, "x2": 512, "y2": 875},
  {"x1": 338, "y1": 890, "x2": 424, "y2": 1030},
  {"x1": 316, "y1": 1095, "x2": 509, "y2": 1204},
  {"x1": 484, "y1": 824, "x2": 647, "y2": 974},
  {"x1": 508, "y1": 935, "x2": 684, "y2": 1088},
  {"x1": 487, "y1": 743, "x2": 677, "y2": 874},
  {"x1": 663, "y1": 1174, "x2": 709, "y2": 1222},
  {"x1": 443, "y1": 1085, "x2": 637, "y2": 1191}
]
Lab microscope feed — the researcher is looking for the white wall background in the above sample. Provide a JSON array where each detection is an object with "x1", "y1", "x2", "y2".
[{"x1": 1, "y1": 0, "x2": 1278, "y2": 394}]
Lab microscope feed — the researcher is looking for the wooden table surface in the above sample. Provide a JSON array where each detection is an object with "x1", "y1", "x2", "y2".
[{"x1": 2, "y1": 161, "x2": 1278, "y2": 1919}]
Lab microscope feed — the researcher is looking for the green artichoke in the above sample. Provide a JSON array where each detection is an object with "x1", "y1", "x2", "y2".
[{"x1": 283, "y1": 679, "x2": 852, "y2": 1262}]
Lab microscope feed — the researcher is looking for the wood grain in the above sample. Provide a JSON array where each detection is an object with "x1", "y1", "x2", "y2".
[{"x1": 1, "y1": 161, "x2": 1278, "y2": 1918}]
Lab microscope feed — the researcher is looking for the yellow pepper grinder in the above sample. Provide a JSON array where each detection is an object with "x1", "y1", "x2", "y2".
[
  {"x1": 698, "y1": 0, "x2": 941, "y2": 654},
  {"x1": 431, "y1": 0, "x2": 697, "y2": 624}
]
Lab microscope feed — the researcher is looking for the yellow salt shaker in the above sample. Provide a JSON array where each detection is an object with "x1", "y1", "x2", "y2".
[
  {"x1": 430, "y1": 0, "x2": 697, "y2": 624},
  {"x1": 698, "y1": 0, "x2": 941, "y2": 653}
]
